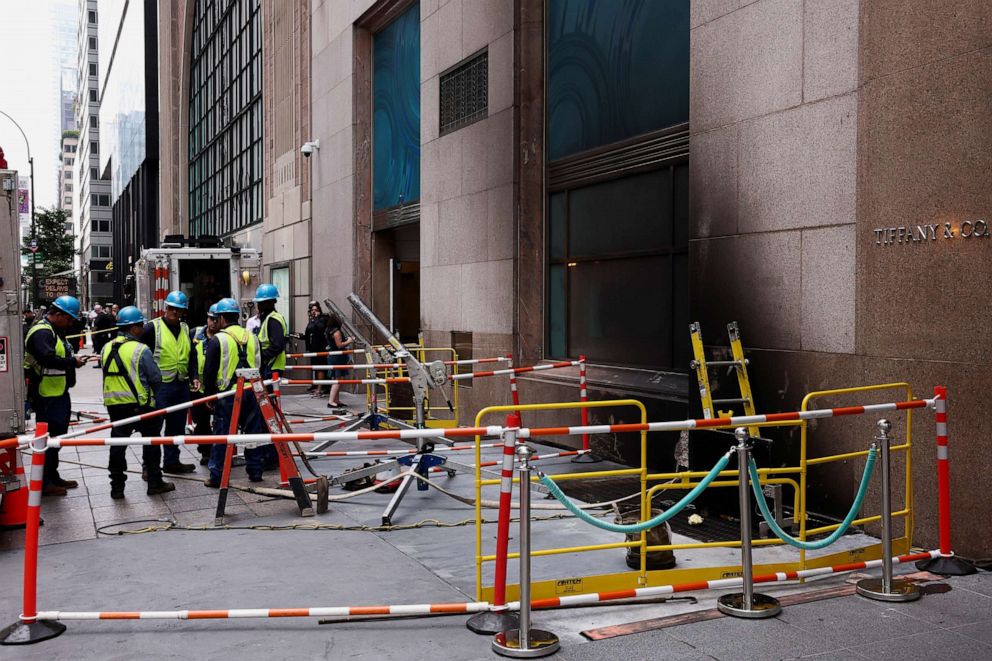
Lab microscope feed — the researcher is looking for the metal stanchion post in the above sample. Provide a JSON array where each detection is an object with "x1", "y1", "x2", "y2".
[
  {"x1": 857, "y1": 420, "x2": 920, "y2": 602},
  {"x1": 493, "y1": 445, "x2": 560, "y2": 658},
  {"x1": 717, "y1": 427, "x2": 781, "y2": 619}
]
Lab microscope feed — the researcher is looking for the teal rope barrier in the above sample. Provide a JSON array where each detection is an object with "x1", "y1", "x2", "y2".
[
  {"x1": 538, "y1": 451, "x2": 733, "y2": 534},
  {"x1": 748, "y1": 447, "x2": 877, "y2": 551}
]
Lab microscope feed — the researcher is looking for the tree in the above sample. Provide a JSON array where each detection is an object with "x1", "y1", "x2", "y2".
[{"x1": 21, "y1": 207, "x2": 75, "y2": 301}]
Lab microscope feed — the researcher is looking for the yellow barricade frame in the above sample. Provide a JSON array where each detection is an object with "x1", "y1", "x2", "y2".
[
  {"x1": 474, "y1": 383, "x2": 916, "y2": 602},
  {"x1": 373, "y1": 345, "x2": 461, "y2": 429}
]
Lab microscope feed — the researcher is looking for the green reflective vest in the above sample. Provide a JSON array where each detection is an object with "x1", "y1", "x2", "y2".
[
  {"x1": 25, "y1": 320, "x2": 72, "y2": 398},
  {"x1": 102, "y1": 336, "x2": 153, "y2": 407},
  {"x1": 193, "y1": 326, "x2": 207, "y2": 393},
  {"x1": 217, "y1": 325, "x2": 260, "y2": 392},
  {"x1": 152, "y1": 318, "x2": 191, "y2": 382},
  {"x1": 258, "y1": 311, "x2": 287, "y2": 371}
]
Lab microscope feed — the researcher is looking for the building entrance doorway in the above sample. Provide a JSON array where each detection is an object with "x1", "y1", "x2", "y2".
[{"x1": 372, "y1": 223, "x2": 420, "y2": 343}]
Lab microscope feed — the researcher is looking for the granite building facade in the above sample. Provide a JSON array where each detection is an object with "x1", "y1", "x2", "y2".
[{"x1": 305, "y1": 0, "x2": 991, "y2": 557}]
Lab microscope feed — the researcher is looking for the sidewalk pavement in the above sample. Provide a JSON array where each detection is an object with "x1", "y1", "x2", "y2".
[{"x1": 2, "y1": 356, "x2": 989, "y2": 659}]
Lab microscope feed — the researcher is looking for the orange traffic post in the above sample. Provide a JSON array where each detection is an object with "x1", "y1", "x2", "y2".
[
  {"x1": 915, "y1": 386, "x2": 976, "y2": 575},
  {"x1": 0, "y1": 424, "x2": 67, "y2": 645}
]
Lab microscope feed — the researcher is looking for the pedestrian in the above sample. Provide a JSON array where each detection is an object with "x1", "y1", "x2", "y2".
[
  {"x1": 101, "y1": 306, "x2": 175, "y2": 498},
  {"x1": 71, "y1": 314, "x2": 86, "y2": 352},
  {"x1": 201, "y1": 298, "x2": 266, "y2": 487},
  {"x1": 92, "y1": 303, "x2": 116, "y2": 359},
  {"x1": 325, "y1": 312, "x2": 355, "y2": 410},
  {"x1": 190, "y1": 303, "x2": 220, "y2": 466},
  {"x1": 302, "y1": 301, "x2": 328, "y2": 396},
  {"x1": 24, "y1": 295, "x2": 88, "y2": 496},
  {"x1": 245, "y1": 310, "x2": 261, "y2": 335},
  {"x1": 22, "y1": 307, "x2": 35, "y2": 338},
  {"x1": 139, "y1": 290, "x2": 197, "y2": 476},
  {"x1": 88, "y1": 303, "x2": 101, "y2": 327}
]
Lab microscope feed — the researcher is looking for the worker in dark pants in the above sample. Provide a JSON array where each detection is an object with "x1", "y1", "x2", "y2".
[
  {"x1": 253, "y1": 284, "x2": 287, "y2": 470},
  {"x1": 102, "y1": 306, "x2": 175, "y2": 498},
  {"x1": 190, "y1": 303, "x2": 220, "y2": 465},
  {"x1": 24, "y1": 296, "x2": 88, "y2": 496},
  {"x1": 140, "y1": 290, "x2": 197, "y2": 475},
  {"x1": 202, "y1": 298, "x2": 266, "y2": 487}
]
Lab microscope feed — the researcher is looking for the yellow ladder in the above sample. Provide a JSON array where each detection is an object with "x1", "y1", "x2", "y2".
[{"x1": 689, "y1": 321, "x2": 758, "y2": 436}]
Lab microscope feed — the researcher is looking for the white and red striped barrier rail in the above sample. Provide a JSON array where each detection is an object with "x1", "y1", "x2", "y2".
[
  {"x1": 305, "y1": 442, "x2": 502, "y2": 458},
  {"x1": 578, "y1": 355, "x2": 590, "y2": 453},
  {"x1": 286, "y1": 348, "x2": 366, "y2": 359},
  {"x1": 28, "y1": 379, "x2": 279, "y2": 443},
  {"x1": 513, "y1": 550, "x2": 941, "y2": 610},
  {"x1": 428, "y1": 449, "x2": 589, "y2": 473},
  {"x1": 41, "y1": 397, "x2": 935, "y2": 448},
  {"x1": 27, "y1": 550, "x2": 941, "y2": 623},
  {"x1": 283, "y1": 363, "x2": 403, "y2": 371},
  {"x1": 35, "y1": 602, "x2": 492, "y2": 621}
]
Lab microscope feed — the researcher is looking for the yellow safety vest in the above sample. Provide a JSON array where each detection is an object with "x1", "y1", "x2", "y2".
[
  {"x1": 258, "y1": 311, "x2": 287, "y2": 371},
  {"x1": 152, "y1": 317, "x2": 191, "y2": 382},
  {"x1": 24, "y1": 320, "x2": 72, "y2": 398},
  {"x1": 216, "y1": 325, "x2": 260, "y2": 392},
  {"x1": 192, "y1": 326, "x2": 213, "y2": 393},
  {"x1": 101, "y1": 336, "x2": 154, "y2": 407}
]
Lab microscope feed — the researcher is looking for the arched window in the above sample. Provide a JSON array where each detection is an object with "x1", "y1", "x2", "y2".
[{"x1": 188, "y1": 0, "x2": 262, "y2": 238}]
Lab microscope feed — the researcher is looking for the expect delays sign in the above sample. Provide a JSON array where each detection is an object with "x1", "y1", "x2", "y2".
[{"x1": 39, "y1": 277, "x2": 76, "y2": 302}]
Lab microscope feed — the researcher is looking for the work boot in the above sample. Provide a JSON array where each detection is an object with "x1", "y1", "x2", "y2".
[
  {"x1": 110, "y1": 488, "x2": 125, "y2": 500},
  {"x1": 203, "y1": 477, "x2": 220, "y2": 488},
  {"x1": 162, "y1": 461, "x2": 196, "y2": 474},
  {"x1": 42, "y1": 484, "x2": 67, "y2": 497},
  {"x1": 52, "y1": 477, "x2": 79, "y2": 489},
  {"x1": 147, "y1": 482, "x2": 176, "y2": 496}
]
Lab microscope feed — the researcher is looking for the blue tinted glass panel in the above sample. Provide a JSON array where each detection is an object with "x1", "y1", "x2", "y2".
[
  {"x1": 548, "y1": 0, "x2": 689, "y2": 160},
  {"x1": 549, "y1": 192, "x2": 566, "y2": 260},
  {"x1": 373, "y1": 4, "x2": 421, "y2": 211}
]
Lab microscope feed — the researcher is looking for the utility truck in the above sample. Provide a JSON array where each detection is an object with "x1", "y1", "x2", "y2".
[{"x1": 133, "y1": 243, "x2": 262, "y2": 327}]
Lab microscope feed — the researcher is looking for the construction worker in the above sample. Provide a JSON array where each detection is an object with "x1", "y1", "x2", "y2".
[
  {"x1": 102, "y1": 306, "x2": 175, "y2": 498},
  {"x1": 254, "y1": 283, "x2": 287, "y2": 469},
  {"x1": 140, "y1": 290, "x2": 197, "y2": 475},
  {"x1": 190, "y1": 303, "x2": 220, "y2": 465},
  {"x1": 254, "y1": 283, "x2": 287, "y2": 380},
  {"x1": 24, "y1": 295, "x2": 88, "y2": 496},
  {"x1": 202, "y1": 297, "x2": 266, "y2": 487}
]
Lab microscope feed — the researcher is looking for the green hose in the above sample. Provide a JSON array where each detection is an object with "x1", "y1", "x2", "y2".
[
  {"x1": 538, "y1": 451, "x2": 732, "y2": 534},
  {"x1": 748, "y1": 447, "x2": 877, "y2": 551}
]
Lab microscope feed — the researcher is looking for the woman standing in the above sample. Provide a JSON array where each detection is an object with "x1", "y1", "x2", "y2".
[
  {"x1": 325, "y1": 312, "x2": 354, "y2": 409},
  {"x1": 303, "y1": 302, "x2": 329, "y2": 396}
]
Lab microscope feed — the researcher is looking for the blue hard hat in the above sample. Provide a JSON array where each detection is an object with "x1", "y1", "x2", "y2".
[
  {"x1": 116, "y1": 305, "x2": 147, "y2": 327},
  {"x1": 164, "y1": 290, "x2": 188, "y2": 309},
  {"x1": 51, "y1": 295, "x2": 81, "y2": 320},
  {"x1": 254, "y1": 283, "x2": 279, "y2": 302},
  {"x1": 215, "y1": 298, "x2": 240, "y2": 315},
  {"x1": 207, "y1": 303, "x2": 219, "y2": 318}
]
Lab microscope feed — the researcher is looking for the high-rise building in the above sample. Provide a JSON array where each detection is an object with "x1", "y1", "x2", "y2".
[
  {"x1": 98, "y1": 0, "x2": 159, "y2": 304},
  {"x1": 160, "y1": 0, "x2": 311, "y2": 328},
  {"x1": 58, "y1": 131, "x2": 77, "y2": 213},
  {"x1": 74, "y1": 0, "x2": 113, "y2": 307}
]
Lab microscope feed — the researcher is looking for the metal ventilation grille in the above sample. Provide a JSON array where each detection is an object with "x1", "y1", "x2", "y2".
[{"x1": 439, "y1": 50, "x2": 488, "y2": 136}]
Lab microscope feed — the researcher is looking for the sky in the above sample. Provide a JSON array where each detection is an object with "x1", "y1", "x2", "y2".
[{"x1": 0, "y1": 0, "x2": 77, "y2": 209}]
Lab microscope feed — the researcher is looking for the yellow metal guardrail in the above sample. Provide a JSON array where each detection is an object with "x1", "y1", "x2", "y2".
[{"x1": 474, "y1": 383, "x2": 916, "y2": 602}]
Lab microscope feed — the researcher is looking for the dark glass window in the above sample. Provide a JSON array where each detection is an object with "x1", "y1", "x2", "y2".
[
  {"x1": 88, "y1": 10, "x2": 95, "y2": 23},
  {"x1": 547, "y1": 0, "x2": 689, "y2": 160},
  {"x1": 545, "y1": 1, "x2": 690, "y2": 370},
  {"x1": 547, "y1": 167, "x2": 689, "y2": 368},
  {"x1": 89, "y1": 89, "x2": 97, "y2": 102},
  {"x1": 373, "y1": 4, "x2": 420, "y2": 211},
  {"x1": 188, "y1": 0, "x2": 262, "y2": 237}
]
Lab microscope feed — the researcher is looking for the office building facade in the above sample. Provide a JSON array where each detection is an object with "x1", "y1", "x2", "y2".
[
  {"x1": 74, "y1": 0, "x2": 114, "y2": 306},
  {"x1": 159, "y1": 0, "x2": 312, "y2": 329},
  {"x1": 98, "y1": 0, "x2": 160, "y2": 304},
  {"x1": 302, "y1": 0, "x2": 992, "y2": 557}
]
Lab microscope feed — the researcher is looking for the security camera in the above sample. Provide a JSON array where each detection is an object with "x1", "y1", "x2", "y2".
[{"x1": 301, "y1": 139, "x2": 320, "y2": 158}]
